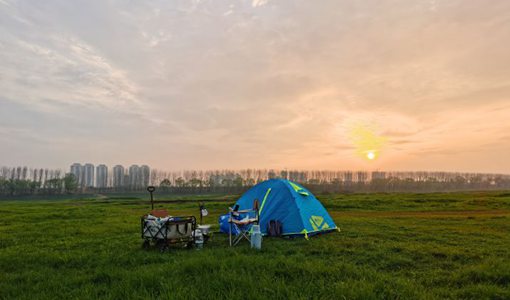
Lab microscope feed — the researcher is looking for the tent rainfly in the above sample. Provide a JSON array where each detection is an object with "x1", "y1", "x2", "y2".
[{"x1": 225, "y1": 179, "x2": 338, "y2": 238}]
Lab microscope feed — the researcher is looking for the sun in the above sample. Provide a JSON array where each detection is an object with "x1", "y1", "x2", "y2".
[
  {"x1": 348, "y1": 124, "x2": 386, "y2": 161},
  {"x1": 366, "y1": 151, "x2": 376, "y2": 160}
]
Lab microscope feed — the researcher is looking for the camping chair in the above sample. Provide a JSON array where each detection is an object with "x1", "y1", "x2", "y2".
[{"x1": 229, "y1": 200, "x2": 259, "y2": 246}]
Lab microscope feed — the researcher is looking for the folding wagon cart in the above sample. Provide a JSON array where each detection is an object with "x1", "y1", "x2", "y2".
[{"x1": 140, "y1": 186, "x2": 197, "y2": 252}]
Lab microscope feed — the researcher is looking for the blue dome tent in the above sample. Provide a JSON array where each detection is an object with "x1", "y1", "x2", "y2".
[{"x1": 220, "y1": 179, "x2": 338, "y2": 238}]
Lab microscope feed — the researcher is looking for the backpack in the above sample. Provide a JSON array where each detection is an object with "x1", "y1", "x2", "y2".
[{"x1": 267, "y1": 220, "x2": 283, "y2": 237}]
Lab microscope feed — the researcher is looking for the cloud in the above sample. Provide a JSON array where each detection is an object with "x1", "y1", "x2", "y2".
[
  {"x1": 1, "y1": 0, "x2": 510, "y2": 172},
  {"x1": 1, "y1": 33, "x2": 146, "y2": 116},
  {"x1": 252, "y1": 0, "x2": 270, "y2": 8}
]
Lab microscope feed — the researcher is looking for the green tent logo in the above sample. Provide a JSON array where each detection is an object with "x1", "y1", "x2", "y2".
[{"x1": 310, "y1": 215, "x2": 328, "y2": 231}]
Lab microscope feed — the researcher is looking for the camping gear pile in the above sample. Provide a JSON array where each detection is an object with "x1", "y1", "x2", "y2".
[
  {"x1": 140, "y1": 179, "x2": 338, "y2": 252},
  {"x1": 141, "y1": 209, "x2": 197, "y2": 252},
  {"x1": 141, "y1": 187, "x2": 211, "y2": 252}
]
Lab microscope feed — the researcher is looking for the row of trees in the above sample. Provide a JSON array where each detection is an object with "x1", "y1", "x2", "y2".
[
  {"x1": 1, "y1": 166, "x2": 510, "y2": 196},
  {"x1": 149, "y1": 169, "x2": 510, "y2": 194},
  {"x1": 0, "y1": 167, "x2": 78, "y2": 196}
]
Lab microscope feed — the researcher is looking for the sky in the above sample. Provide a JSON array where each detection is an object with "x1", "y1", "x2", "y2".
[{"x1": 1, "y1": 0, "x2": 510, "y2": 173}]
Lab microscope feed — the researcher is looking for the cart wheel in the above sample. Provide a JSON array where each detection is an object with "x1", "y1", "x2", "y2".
[
  {"x1": 142, "y1": 240, "x2": 150, "y2": 250},
  {"x1": 159, "y1": 244, "x2": 168, "y2": 253},
  {"x1": 157, "y1": 240, "x2": 168, "y2": 252}
]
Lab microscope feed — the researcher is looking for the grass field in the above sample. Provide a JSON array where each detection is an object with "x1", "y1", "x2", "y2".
[{"x1": 1, "y1": 192, "x2": 509, "y2": 299}]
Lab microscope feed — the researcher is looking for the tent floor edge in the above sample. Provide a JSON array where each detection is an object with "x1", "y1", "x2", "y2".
[{"x1": 282, "y1": 228, "x2": 338, "y2": 239}]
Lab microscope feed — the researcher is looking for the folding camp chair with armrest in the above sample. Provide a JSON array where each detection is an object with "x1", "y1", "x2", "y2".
[{"x1": 229, "y1": 200, "x2": 259, "y2": 246}]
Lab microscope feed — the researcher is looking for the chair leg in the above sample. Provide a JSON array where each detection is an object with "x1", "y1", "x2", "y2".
[
  {"x1": 229, "y1": 219, "x2": 232, "y2": 247},
  {"x1": 233, "y1": 230, "x2": 251, "y2": 246},
  {"x1": 233, "y1": 233, "x2": 245, "y2": 246}
]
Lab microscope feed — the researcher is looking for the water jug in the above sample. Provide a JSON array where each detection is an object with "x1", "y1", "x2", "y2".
[
  {"x1": 251, "y1": 225, "x2": 262, "y2": 250},
  {"x1": 194, "y1": 229, "x2": 204, "y2": 249}
]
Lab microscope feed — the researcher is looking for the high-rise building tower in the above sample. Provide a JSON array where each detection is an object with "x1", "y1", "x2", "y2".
[
  {"x1": 140, "y1": 165, "x2": 150, "y2": 187},
  {"x1": 113, "y1": 165, "x2": 125, "y2": 188},
  {"x1": 83, "y1": 163, "x2": 95, "y2": 187},
  {"x1": 123, "y1": 174, "x2": 130, "y2": 187},
  {"x1": 96, "y1": 164, "x2": 108, "y2": 188},
  {"x1": 128, "y1": 165, "x2": 140, "y2": 188},
  {"x1": 70, "y1": 163, "x2": 82, "y2": 186}
]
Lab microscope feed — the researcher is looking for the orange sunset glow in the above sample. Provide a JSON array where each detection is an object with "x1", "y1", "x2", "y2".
[{"x1": 1, "y1": 0, "x2": 509, "y2": 174}]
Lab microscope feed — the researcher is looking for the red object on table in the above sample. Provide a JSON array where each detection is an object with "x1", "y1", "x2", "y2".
[{"x1": 150, "y1": 209, "x2": 169, "y2": 218}]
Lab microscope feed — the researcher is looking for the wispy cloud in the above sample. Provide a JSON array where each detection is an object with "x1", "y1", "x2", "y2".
[{"x1": 1, "y1": 0, "x2": 510, "y2": 172}]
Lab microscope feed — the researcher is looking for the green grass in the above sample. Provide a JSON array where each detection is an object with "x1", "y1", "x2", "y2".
[{"x1": 1, "y1": 192, "x2": 509, "y2": 299}]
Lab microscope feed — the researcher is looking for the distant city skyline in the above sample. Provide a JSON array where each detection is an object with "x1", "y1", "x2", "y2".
[
  {"x1": 1, "y1": 1, "x2": 510, "y2": 173},
  {"x1": 69, "y1": 163, "x2": 150, "y2": 188}
]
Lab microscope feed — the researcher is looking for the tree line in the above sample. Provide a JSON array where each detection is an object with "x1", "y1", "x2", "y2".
[
  {"x1": 0, "y1": 166, "x2": 77, "y2": 196},
  {"x1": 1, "y1": 166, "x2": 510, "y2": 197},
  {"x1": 148, "y1": 169, "x2": 510, "y2": 193}
]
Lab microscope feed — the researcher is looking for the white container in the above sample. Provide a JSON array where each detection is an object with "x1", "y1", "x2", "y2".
[
  {"x1": 144, "y1": 223, "x2": 193, "y2": 239},
  {"x1": 197, "y1": 225, "x2": 211, "y2": 236},
  {"x1": 251, "y1": 225, "x2": 262, "y2": 250},
  {"x1": 194, "y1": 229, "x2": 204, "y2": 249},
  {"x1": 166, "y1": 223, "x2": 193, "y2": 239}
]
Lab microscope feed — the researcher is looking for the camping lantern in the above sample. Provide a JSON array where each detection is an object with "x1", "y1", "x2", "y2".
[{"x1": 199, "y1": 202, "x2": 208, "y2": 225}]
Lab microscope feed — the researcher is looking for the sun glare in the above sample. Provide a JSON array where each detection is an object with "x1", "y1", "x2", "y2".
[
  {"x1": 349, "y1": 124, "x2": 386, "y2": 161},
  {"x1": 367, "y1": 151, "x2": 376, "y2": 160}
]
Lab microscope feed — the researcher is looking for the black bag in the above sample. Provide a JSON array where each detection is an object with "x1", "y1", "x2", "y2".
[{"x1": 268, "y1": 220, "x2": 283, "y2": 237}]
